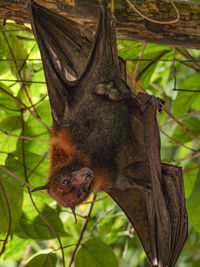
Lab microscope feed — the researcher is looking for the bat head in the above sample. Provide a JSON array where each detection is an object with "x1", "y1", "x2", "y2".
[{"x1": 32, "y1": 166, "x2": 94, "y2": 208}]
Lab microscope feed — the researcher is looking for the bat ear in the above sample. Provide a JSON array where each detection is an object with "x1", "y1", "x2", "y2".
[
  {"x1": 31, "y1": 184, "x2": 49, "y2": 192},
  {"x1": 71, "y1": 207, "x2": 77, "y2": 224}
]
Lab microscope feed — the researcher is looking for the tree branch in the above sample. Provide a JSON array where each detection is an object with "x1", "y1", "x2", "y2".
[{"x1": 0, "y1": 0, "x2": 200, "y2": 48}]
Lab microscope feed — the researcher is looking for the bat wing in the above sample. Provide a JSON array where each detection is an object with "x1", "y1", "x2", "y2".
[
  {"x1": 27, "y1": 1, "x2": 128, "y2": 125},
  {"x1": 26, "y1": 0, "x2": 93, "y2": 125},
  {"x1": 107, "y1": 93, "x2": 188, "y2": 267},
  {"x1": 161, "y1": 163, "x2": 188, "y2": 267}
]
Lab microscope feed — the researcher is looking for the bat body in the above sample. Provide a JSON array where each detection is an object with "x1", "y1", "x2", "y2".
[
  {"x1": 28, "y1": 0, "x2": 136, "y2": 204},
  {"x1": 27, "y1": 1, "x2": 188, "y2": 266}
]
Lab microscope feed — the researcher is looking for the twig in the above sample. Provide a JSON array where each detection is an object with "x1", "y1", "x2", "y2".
[
  {"x1": 20, "y1": 111, "x2": 65, "y2": 267},
  {"x1": 18, "y1": 245, "x2": 32, "y2": 267},
  {"x1": 1, "y1": 27, "x2": 39, "y2": 117},
  {"x1": 136, "y1": 50, "x2": 170, "y2": 81},
  {"x1": 126, "y1": 0, "x2": 180, "y2": 24},
  {"x1": 29, "y1": 194, "x2": 66, "y2": 267},
  {"x1": 68, "y1": 193, "x2": 97, "y2": 267},
  {"x1": 0, "y1": 58, "x2": 41, "y2": 61},
  {"x1": 176, "y1": 47, "x2": 200, "y2": 70},
  {"x1": 0, "y1": 79, "x2": 45, "y2": 84},
  {"x1": 126, "y1": 58, "x2": 200, "y2": 63},
  {"x1": 119, "y1": 44, "x2": 143, "y2": 54},
  {"x1": 0, "y1": 179, "x2": 12, "y2": 256},
  {"x1": 0, "y1": 21, "x2": 32, "y2": 32},
  {"x1": 90, "y1": 205, "x2": 116, "y2": 234},
  {"x1": 81, "y1": 195, "x2": 109, "y2": 205},
  {"x1": 172, "y1": 48, "x2": 177, "y2": 90},
  {"x1": 131, "y1": 43, "x2": 146, "y2": 89},
  {"x1": 0, "y1": 128, "x2": 48, "y2": 142},
  {"x1": 160, "y1": 128, "x2": 197, "y2": 152},
  {"x1": 3, "y1": 58, "x2": 200, "y2": 63},
  {"x1": 163, "y1": 107, "x2": 200, "y2": 147},
  {"x1": 127, "y1": 70, "x2": 146, "y2": 93},
  {"x1": 0, "y1": 29, "x2": 26, "y2": 32},
  {"x1": 183, "y1": 165, "x2": 200, "y2": 174},
  {"x1": 27, "y1": 153, "x2": 48, "y2": 179},
  {"x1": 173, "y1": 89, "x2": 200, "y2": 92},
  {"x1": 173, "y1": 152, "x2": 200, "y2": 163},
  {"x1": 0, "y1": 166, "x2": 49, "y2": 197},
  {"x1": 160, "y1": 110, "x2": 200, "y2": 128},
  {"x1": 19, "y1": 44, "x2": 36, "y2": 73},
  {"x1": 0, "y1": 86, "x2": 51, "y2": 130},
  {"x1": 0, "y1": 94, "x2": 48, "y2": 112}
]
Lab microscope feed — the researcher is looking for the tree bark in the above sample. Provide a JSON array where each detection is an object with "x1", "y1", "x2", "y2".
[{"x1": 1, "y1": 0, "x2": 200, "y2": 48}]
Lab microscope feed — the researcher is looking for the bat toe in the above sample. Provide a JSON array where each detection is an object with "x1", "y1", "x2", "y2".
[
  {"x1": 95, "y1": 81, "x2": 122, "y2": 100},
  {"x1": 152, "y1": 96, "x2": 165, "y2": 112},
  {"x1": 95, "y1": 83, "x2": 108, "y2": 95},
  {"x1": 108, "y1": 88, "x2": 120, "y2": 100}
]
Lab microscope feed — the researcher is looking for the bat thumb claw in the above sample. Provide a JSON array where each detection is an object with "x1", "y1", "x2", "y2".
[{"x1": 31, "y1": 184, "x2": 49, "y2": 192}]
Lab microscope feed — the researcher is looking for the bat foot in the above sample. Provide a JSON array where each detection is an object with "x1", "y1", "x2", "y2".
[
  {"x1": 95, "y1": 81, "x2": 121, "y2": 101},
  {"x1": 152, "y1": 96, "x2": 165, "y2": 112}
]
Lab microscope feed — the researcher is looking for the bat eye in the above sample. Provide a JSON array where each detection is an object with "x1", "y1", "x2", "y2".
[{"x1": 62, "y1": 179, "x2": 71, "y2": 186}]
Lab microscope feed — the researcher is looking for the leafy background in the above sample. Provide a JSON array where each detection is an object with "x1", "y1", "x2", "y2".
[{"x1": 0, "y1": 17, "x2": 200, "y2": 267}]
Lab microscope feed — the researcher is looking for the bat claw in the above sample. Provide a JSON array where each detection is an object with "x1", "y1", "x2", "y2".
[
  {"x1": 152, "y1": 96, "x2": 165, "y2": 112},
  {"x1": 95, "y1": 81, "x2": 121, "y2": 100},
  {"x1": 109, "y1": 88, "x2": 120, "y2": 100},
  {"x1": 96, "y1": 83, "x2": 108, "y2": 95}
]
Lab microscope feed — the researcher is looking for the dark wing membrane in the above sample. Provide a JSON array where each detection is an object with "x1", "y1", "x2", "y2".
[
  {"x1": 108, "y1": 93, "x2": 188, "y2": 267},
  {"x1": 26, "y1": 0, "x2": 93, "y2": 124},
  {"x1": 161, "y1": 163, "x2": 188, "y2": 267},
  {"x1": 108, "y1": 187, "x2": 155, "y2": 263},
  {"x1": 78, "y1": 4, "x2": 121, "y2": 86},
  {"x1": 108, "y1": 93, "x2": 169, "y2": 267}
]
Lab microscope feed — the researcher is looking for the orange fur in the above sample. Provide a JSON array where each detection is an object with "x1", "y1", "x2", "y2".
[
  {"x1": 49, "y1": 127, "x2": 111, "y2": 191},
  {"x1": 49, "y1": 128, "x2": 81, "y2": 175},
  {"x1": 92, "y1": 168, "x2": 110, "y2": 191}
]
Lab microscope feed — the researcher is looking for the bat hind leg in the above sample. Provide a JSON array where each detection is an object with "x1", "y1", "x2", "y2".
[{"x1": 95, "y1": 81, "x2": 130, "y2": 101}]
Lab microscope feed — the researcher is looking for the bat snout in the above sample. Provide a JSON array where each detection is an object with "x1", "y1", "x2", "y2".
[{"x1": 72, "y1": 167, "x2": 94, "y2": 187}]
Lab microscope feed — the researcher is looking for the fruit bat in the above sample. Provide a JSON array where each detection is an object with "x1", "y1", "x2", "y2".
[{"x1": 26, "y1": 1, "x2": 188, "y2": 266}]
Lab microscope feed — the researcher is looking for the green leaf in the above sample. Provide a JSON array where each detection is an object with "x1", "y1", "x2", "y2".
[
  {"x1": 183, "y1": 162, "x2": 198, "y2": 199},
  {"x1": 16, "y1": 204, "x2": 68, "y2": 240},
  {"x1": 23, "y1": 100, "x2": 51, "y2": 155},
  {"x1": 187, "y1": 172, "x2": 200, "y2": 232},
  {"x1": 0, "y1": 31, "x2": 29, "y2": 80},
  {"x1": 0, "y1": 169, "x2": 23, "y2": 233},
  {"x1": 6, "y1": 151, "x2": 49, "y2": 190},
  {"x1": 172, "y1": 74, "x2": 200, "y2": 117},
  {"x1": 1, "y1": 235, "x2": 32, "y2": 261},
  {"x1": 0, "y1": 115, "x2": 21, "y2": 155},
  {"x1": 0, "y1": 82, "x2": 18, "y2": 111},
  {"x1": 26, "y1": 253, "x2": 57, "y2": 267},
  {"x1": 172, "y1": 117, "x2": 200, "y2": 144},
  {"x1": 75, "y1": 238, "x2": 118, "y2": 267}
]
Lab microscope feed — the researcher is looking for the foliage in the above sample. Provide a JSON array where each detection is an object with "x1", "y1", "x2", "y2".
[{"x1": 0, "y1": 18, "x2": 200, "y2": 267}]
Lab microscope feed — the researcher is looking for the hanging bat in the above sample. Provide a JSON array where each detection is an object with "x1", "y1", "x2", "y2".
[{"x1": 27, "y1": 1, "x2": 188, "y2": 266}]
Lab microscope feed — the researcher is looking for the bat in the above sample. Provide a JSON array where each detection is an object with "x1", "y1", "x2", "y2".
[{"x1": 26, "y1": 1, "x2": 188, "y2": 266}]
